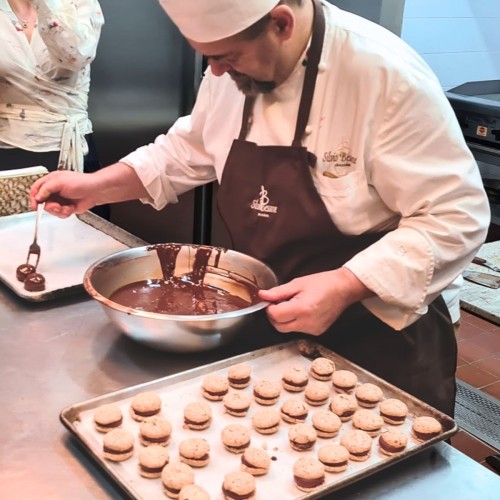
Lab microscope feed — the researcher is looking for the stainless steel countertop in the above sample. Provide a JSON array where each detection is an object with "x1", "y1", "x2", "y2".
[{"x1": 0, "y1": 286, "x2": 498, "y2": 499}]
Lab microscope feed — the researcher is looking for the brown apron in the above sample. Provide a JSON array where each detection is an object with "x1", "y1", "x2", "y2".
[{"x1": 217, "y1": 0, "x2": 457, "y2": 417}]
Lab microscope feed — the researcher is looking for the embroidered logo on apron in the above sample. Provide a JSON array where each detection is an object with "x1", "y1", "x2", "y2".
[{"x1": 251, "y1": 185, "x2": 278, "y2": 218}]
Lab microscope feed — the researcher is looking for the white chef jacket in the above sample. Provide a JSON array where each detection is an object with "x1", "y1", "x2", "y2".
[
  {"x1": 122, "y1": 2, "x2": 490, "y2": 330},
  {"x1": 0, "y1": 0, "x2": 103, "y2": 171}
]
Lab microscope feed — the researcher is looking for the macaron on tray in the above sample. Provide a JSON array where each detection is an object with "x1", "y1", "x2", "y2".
[{"x1": 60, "y1": 339, "x2": 457, "y2": 499}]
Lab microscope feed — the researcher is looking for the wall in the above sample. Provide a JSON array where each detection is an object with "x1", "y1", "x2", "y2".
[{"x1": 401, "y1": 0, "x2": 500, "y2": 90}]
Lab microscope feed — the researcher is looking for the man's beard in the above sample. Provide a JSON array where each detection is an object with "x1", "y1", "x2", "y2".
[{"x1": 229, "y1": 72, "x2": 276, "y2": 96}]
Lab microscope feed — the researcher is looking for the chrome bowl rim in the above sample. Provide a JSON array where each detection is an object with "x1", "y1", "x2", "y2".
[{"x1": 83, "y1": 244, "x2": 276, "y2": 322}]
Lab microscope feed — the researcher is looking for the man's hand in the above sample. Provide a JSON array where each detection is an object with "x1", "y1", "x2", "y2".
[
  {"x1": 29, "y1": 162, "x2": 149, "y2": 218},
  {"x1": 258, "y1": 267, "x2": 374, "y2": 335}
]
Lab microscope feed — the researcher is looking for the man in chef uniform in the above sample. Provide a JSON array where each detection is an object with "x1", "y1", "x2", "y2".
[{"x1": 31, "y1": 0, "x2": 490, "y2": 417}]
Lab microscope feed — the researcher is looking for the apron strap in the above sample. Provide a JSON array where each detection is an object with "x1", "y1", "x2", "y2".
[
  {"x1": 293, "y1": 0, "x2": 325, "y2": 147},
  {"x1": 238, "y1": 95, "x2": 256, "y2": 140}
]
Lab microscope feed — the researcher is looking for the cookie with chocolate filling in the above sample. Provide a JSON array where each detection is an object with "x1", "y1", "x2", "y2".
[
  {"x1": 352, "y1": 409, "x2": 384, "y2": 437},
  {"x1": 228, "y1": 362, "x2": 252, "y2": 389},
  {"x1": 379, "y1": 429, "x2": 408, "y2": 456},
  {"x1": 304, "y1": 380, "x2": 330, "y2": 406},
  {"x1": 221, "y1": 423, "x2": 251, "y2": 454},
  {"x1": 252, "y1": 407, "x2": 281, "y2": 435},
  {"x1": 379, "y1": 398, "x2": 409, "y2": 425},
  {"x1": 179, "y1": 437, "x2": 210, "y2": 467},
  {"x1": 317, "y1": 443, "x2": 350, "y2": 473},
  {"x1": 330, "y1": 393, "x2": 358, "y2": 422},
  {"x1": 138, "y1": 444, "x2": 169, "y2": 478},
  {"x1": 24, "y1": 272, "x2": 46, "y2": 291},
  {"x1": 161, "y1": 461, "x2": 195, "y2": 499},
  {"x1": 340, "y1": 429, "x2": 372, "y2": 462},
  {"x1": 183, "y1": 401, "x2": 212, "y2": 430},
  {"x1": 280, "y1": 398, "x2": 309, "y2": 424},
  {"x1": 222, "y1": 470, "x2": 256, "y2": 500},
  {"x1": 240, "y1": 446, "x2": 271, "y2": 476},
  {"x1": 253, "y1": 379, "x2": 281, "y2": 406},
  {"x1": 312, "y1": 409, "x2": 342, "y2": 438},
  {"x1": 288, "y1": 423, "x2": 317, "y2": 452},
  {"x1": 103, "y1": 428, "x2": 134, "y2": 462},
  {"x1": 223, "y1": 391, "x2": 252, "y2": 417},
  {"x1": 201, "y1": 373, "x2": 229, "y2": 401},
  {"x1": 412, "y1": 416, "x2": 443, "y2": 442},
  {"x1": 282, "y1": 366, "x2": 309, "y2": 392},
  {"x1": 355, "y1": 383, "x2": 384, "y2": 408},
  {"x1": 93, "y1": 403, "x2": 123, "y2": 433},
  {"x1": 331, "y1": 370, "x2": 358, "y2": 394},
  {"x1": 139, "y1": 415, "x2": 172, "y2": 446},
  {"x1": 130, "y1": 391, "x2": 162, "y2": 422},
  {"x1": 310, "y1": 357, "x2": 335, "y2": 381},
  {"x1": 293, "y1": 456, "x2": 325, "y2": 492}
]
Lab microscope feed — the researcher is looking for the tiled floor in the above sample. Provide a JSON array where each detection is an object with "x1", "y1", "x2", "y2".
[{"x1": 451, "y1": 309, "x2": 500, "y2": 475}]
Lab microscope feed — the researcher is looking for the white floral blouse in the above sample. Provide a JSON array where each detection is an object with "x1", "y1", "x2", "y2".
[{"x1": 0, "y1": 0, "x2": 104, "y2": 171}]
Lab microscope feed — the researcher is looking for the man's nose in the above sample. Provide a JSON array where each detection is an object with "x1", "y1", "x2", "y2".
[{"x1": 207, "y1": 58, "x2": 232, "y2": 76}]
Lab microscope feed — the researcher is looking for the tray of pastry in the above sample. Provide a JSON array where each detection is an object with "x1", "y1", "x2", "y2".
[
  {"x1": 60, "y1": 340, "x2": 457, "y2": 499},
  {"x1": 0, "y1": 210, "x2": 147, "y2": 301}
]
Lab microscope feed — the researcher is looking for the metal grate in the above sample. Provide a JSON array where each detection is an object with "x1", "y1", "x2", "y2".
[{"x1": 455, "y1": 380, "x2": 500, "y2": 451}]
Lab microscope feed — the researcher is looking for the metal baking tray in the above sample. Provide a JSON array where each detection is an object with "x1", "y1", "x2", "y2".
[
  {"x1": 0, "y1": 210, "x2": 146, "y2": 301},
  {"x1": 60, "y1": 340, "x2": 458, "y2": 499}
]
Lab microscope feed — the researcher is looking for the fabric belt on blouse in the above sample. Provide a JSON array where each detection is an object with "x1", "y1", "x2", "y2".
[{"x1": 0, "y1": 102, "x2": 88, "y2": 172}]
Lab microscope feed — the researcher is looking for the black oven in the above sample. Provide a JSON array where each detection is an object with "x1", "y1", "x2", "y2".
[{"x1": 446, "y1": 80, "x2": 500, "y2": 242}]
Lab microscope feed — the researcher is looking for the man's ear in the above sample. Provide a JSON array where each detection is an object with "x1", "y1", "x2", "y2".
[{"x1": 269, "y1": 5, "x2": 295, "y2": 40}]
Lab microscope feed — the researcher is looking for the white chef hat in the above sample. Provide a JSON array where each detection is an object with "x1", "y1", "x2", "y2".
[{"x1": 159, "y1": 0, "x2": 281, "y2": 43}]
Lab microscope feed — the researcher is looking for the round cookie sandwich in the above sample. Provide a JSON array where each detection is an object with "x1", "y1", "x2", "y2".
[
  {"x1": 183, "y1": 401, "x2": 212, "y2": 430},
  {"x1": 228, "y1": 362, "x2": 252, "y2": 389},
  {"x1": 280, "y1": 398, "x2": 309, "y2": 424},
  {"x1": 102, "y1": 428, "x2": 134, "y2": 462},
  {"x1": 240, "y1": 447, "x2": 271, "y2": 476},
  {"x1": 340, "y1": 429, "x2": 372, "y2": 462},
  {"x1": 161, "y1": 461, "x2": 195, "y2": 499},
  {"x1": 179, "y1": 485, "x2": 210, "y2": 500},
  {"x1": 288, "y1": 423, "x2": 317, "y2": 452},
  {"x1": 352, "y1": 409, "x2": 384, "y2": 437},
  {"x1": 252, "y1": 407, "x2": 281, "y2": 435},
  {"x1": 253, "y1": 379, "x2": 281, "y2": 406},
  {"x1": 379, "y1": 398, "x2": 409, "y2": 425},
  {"x1": 293, "y1": 456, "x2": 325, "y2": 493},
  {"x1": 139, "y1": 415, "x2": 172, "y2": 446},
  {"x1": 93, "y1": 403, "x2": 123, "y2": 433},
  {"x1": 222, "y1": 470, "x2": 256, "y2": 500},
  {"x1": 331, "y1": 370, "x2": 358, "y2": 394},
  {"x1": 16, "y1": 263, "x2": 36, "y2": 282},
  {"x1": 24, "y1": 272, "x2": 46, "y2": 292},
  {"x1": 312, "y1": 409, "x2": 342, "y2": 438},
  {"x1": 355, "y1": 383, "x2": 384, "y2": 408},
  {"x1": 201, "y1": 373, "x2": 229, "y2": 401},
  {"x1": 378, "y1": 429, "x2": 408, "y2": 456},
  {"x1": 330, "y1": 393, "x2": 358, "y2": 422},
  {"x1": 282, "y1": 366, "x2": 309, "y2": 392},
  {"x1": 137, "y1": 444, "x2": 169, "y2": 478},
  {"x1": 223, "y1": 391, "x2": 252, "y2": 417},
  {"x1": 317, "y1": 443, "x2": 350, "y2": 473},
  {"x1": 221, "y1": 423, "x2": 251, "y2": 454},
  {"x1": 129, "y1": 391, "x2": 162, "y2": 422},
  {"x1": 179, "y1": 437, "x2": 210, "y2": 467},
  {"x1": 310, "y1": 357, "x2": 335, "y2": 381},
  {"x1": 412, "y1": 416, "x2": 443, "y2": 442},
  {"x1": 304, "y1": 380, "x2": 330, "y2": 406}
]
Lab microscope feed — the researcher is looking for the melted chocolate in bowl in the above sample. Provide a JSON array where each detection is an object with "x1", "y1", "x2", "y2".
[{"x1": 109, "y1": 244, "x2": 260, "y2": 315}]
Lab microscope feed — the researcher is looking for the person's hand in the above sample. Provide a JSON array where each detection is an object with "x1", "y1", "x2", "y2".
[
  {"x1": 258, "y1": 267, "x2": 374, "y2": 335},
  {"x1": 29, "y1": 170, "x2": 100, "y2": 218}
]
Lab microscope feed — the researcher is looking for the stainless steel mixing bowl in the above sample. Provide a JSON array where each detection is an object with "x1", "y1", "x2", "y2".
[{"x1": 83, "y1": 243, "x2": 278, "y2": 352}]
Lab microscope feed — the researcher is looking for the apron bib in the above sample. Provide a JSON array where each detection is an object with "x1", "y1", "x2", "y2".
[{"x1": 217, "y1": 0, "x2": 457, "y2": 416}]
